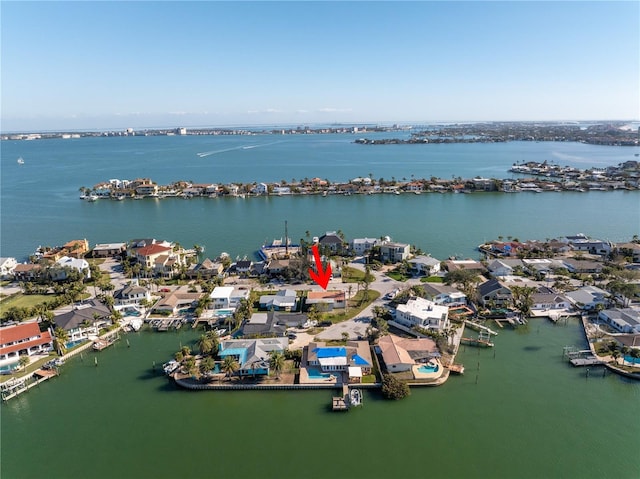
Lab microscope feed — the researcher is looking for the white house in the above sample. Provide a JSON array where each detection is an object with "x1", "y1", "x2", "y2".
[
  {"x1": 53, "y1": 256, "x2": 91, "y2": 280},
  {"x1": 598, "y1": 308, "x2": 640, "y2": 334},
  {"x1": 487, "y1": 259, "x2": 515, "y2": 277},
  {"x1": 0, "y1": 257, "x2": 17, "y2": 279},
  {"x1": 408, "y1": 255, "x2": 441, "y2": 276},
  {"x1": 565, "y1": 286, "x2": 609, "y2": 311},
  {"x1": 394, "y1": 297, "x2": 449, "y2": 331},
  {"x1": 380, "y1": 242, "x2": 410, "y2": 263},
  {"x1": 253, "y1": 183, "x2": 268, "y2": 195},
  {"x1": 350, "y1": 238, "x2": 380, "y2": 256},
  {"x1": 531, "y1": 293, "x2": 571, "y2": 311},
  {"x1": 113, "y1": 280, "x2": 151, "y2": 309},
  {"x1": 421, "y1": 283, "x2": 467, "y2": 306},
  {"x1": 209, "y1": 286, "x2": 249, "y2": 310},
  {"x1": 259, "y1": 289, "x2": 298, "y2": 311}
]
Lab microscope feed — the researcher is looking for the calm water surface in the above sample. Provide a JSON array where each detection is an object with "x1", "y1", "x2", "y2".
[{"x1": 1, "y1": 320, "x2": 639, "y2": 479}]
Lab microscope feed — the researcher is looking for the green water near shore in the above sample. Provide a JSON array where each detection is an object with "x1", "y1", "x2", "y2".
[{"x1": 2, "y1": 320, "x2": 639, "y2": 479}]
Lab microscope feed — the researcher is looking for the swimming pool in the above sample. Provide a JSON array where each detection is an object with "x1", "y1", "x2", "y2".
[
  {"x1": 0, "y1": 362, "x2": 19, "y2": 374},
  {"x1": 65, "y1": 339, "x2": 85, "y2": 350},
  {"x1": 624, "y1": 356, "x2": 640, "y2": 365},
  {"x1": 307, "y1": 368, "x2": 334, "y2": 380},
  {"x1": 213, "y1": 309, "x2": 234, "y2": 318},
  {"x1": 417, "y1": 363, "x2": 439, "y2": 373}
]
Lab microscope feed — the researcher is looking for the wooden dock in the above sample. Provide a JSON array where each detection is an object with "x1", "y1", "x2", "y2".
[
  {"x1": 332, "y1": 384, "x2": 350, "y2": 411},
  {"x1": 1, "y1": 369, "x2": 58, "y2": 401},
  {"x1": 570, "y1": 357, "x2": 602, "y2": 367},
  {"x1": 449, "y1": 364, "x2": 465, "y2": 374},
  {"x1": 93, "y1": 333, "x2": 119, "y2": 351}
]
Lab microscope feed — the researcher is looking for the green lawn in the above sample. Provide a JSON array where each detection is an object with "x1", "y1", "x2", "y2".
[
  {"x1": 341, "y1": 266, "x2": 375, "y2": 284},
  {"x1": 420, "y1": 276, "x2": 444, "y2": 283},
  {"x1": 0, "y1": 293, "x2": 53, "y2": 310},
  {"x1": 0, "y1": 353, "x2": 57, "y2": 384},
  {"x1": 386, "y1": 271, "x2": 410, "y2": 282},
  {"x1": 321, "y1": 290, "x2": 380, "y2": 323}
]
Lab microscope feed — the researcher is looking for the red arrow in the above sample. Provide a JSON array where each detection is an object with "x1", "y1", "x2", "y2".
[{"x1": 308, "y1": 244, "x2": 332, "y2": 290}]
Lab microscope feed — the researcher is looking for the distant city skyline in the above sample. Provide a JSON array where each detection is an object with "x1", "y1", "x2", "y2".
[{"x1": 2, "y1": 1, "x2": 638, "y2": 132}]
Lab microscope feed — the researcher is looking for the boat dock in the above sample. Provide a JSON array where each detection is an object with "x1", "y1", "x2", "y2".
[
  {"x1": 449, "y1": 364, "x2": 465, "y2": 374},
  {"x1": 563, "y1": 346, "x2": 603, "y2": 367},
  {"x1": 151, "y1": 318, "x2": 184, "y2": 331},
  {"x1": 93, "y1": 333, "x2": 120, "y2": 351},
  {"x1": 464, "y1": 320, "x2": 499, "y2": 336},
  {"x1": 332, "y1": 385, "x2": 363, "y2": 411},
  {"x1": 1, "y1": 368, "x2": 58, "y2": 402}
]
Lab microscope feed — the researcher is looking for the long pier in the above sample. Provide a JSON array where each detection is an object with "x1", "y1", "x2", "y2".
[{"x1": 1, "y1": 369, "x2": 58, "y2": 401}]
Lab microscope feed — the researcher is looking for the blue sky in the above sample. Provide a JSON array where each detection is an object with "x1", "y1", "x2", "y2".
[{"x1": 2, "y1": 1, "x2": 638, "y2": 131}]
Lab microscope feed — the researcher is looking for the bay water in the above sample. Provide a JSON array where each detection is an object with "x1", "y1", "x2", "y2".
[{"x1": 1, "y1": 133, "x2": 639, "y2": 478}]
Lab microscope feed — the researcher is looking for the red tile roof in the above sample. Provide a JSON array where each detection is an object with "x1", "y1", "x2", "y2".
[
  {"x1": 0, "y1": 322, "x2": 53, "y2": 355},
  {"x1": 137, "y1": 244, "x2": 172, "y2": 256}
]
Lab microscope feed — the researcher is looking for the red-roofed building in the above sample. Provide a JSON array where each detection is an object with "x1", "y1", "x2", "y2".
[
  {"x1": 306, "y1": 290, "x2": 346, "y2": 311},
  {"x1": 135, "y1": 244, "x2": 173, "y2": 268},
  {"x1": 0, "y1": 322, "x2": 53, "y2": 363}
]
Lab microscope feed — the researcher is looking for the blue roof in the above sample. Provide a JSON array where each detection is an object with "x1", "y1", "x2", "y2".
[
  {"x1": 314, "y1": 347, "x2": 346, "y2": 358},
  {"x1": 352, "y1": 354, "x2": 370, "y2": 366},
  {"x1": 219, "y1": 347, "x2": 247, "y2": 365}
]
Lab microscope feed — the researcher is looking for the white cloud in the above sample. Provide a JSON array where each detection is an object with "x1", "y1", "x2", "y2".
[
  {"x1": 247, "y1": 108, "x2": 283, "y2": 114},
  {"x1": 317, "y1": 107, "x2": 353, "y2": 113}
]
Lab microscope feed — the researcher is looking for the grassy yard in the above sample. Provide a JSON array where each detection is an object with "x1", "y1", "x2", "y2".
[
  {"x1": 341, "y1": 266, "x2": 375, "y2": 284},
  {"x1": 385, "y1": 271, "x2": 410, "y2": 282},
  {"x1": 321, "y1": 290, "x2": 380, "y2": 323},
  {"x1": 0, "y1": 293, "x2": 52, "y2": 310},
  {"x1": 86, "y1": 258, "x2": 106, "y2": 266},
  {"x1": 420, "y1": 276, "x2": 444, "y2": 283},
  {"x1": 0, "y1": 353, "x2": 57, "y2": 384}
]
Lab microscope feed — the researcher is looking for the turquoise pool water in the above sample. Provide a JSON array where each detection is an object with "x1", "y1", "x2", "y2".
[
  {"x1": 307, "y1": 368, "x2": 333, "y2": 380},
  {"x1": 65, "y1": 339, "x2": 85, "y2": 349},
  {"x1": 213, "y1": 309, "x2": 234, "y2": 318},
  {"x1": 418, "y1": 363, "x2": 439, "y2": 373},
  {"x1": 623, "y1": 356, "x2": 640, "y2": 365},
  {"x1": 0, "y1": 362, "x2": 19, "y2": 374}
]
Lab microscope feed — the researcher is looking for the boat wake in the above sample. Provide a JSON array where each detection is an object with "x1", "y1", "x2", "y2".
[{"x1": 197, "y1": 141, "x2": 283, "y2": 157}]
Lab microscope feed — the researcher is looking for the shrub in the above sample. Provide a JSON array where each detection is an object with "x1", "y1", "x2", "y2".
[{"x1": 381, "y1": 374, "x2": 410, "y2": 400}]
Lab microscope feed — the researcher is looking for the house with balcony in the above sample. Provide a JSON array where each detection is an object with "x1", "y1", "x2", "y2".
[
  {"x1": 380, "y1": 242, "x2": 410, "y2": 263},
  {"x1": 209, "y1": 286, "x2": 249, "y2": 310},
  {"x1": 394, "y1": 297, "x2": 449, "y2": 331},
  {"x1": 420, "y1": 283, "x2": 467, "y2": 306},
  {"x1": 0, "y1": 257, "x2": 17, "y2": 279},
  {"x1": 113, "y1": 280, "x2": 151, "y2": 310},
  {"x1": 408, "y1": 255, "x2": 441, "y2": 276},
  {"x1": 53, "y1": 300, "x2": 112, "y2": 342},
  {"x1": 478, "y1": 279, "x2": 512, "y2": 308},
  {"x1": 218, "y1": 337, "x2": 288, "y2": 377},
  {"x1": 0, "y1": 322, "x2": 53, "y2": 365},
  {"x1": 349, "y1": 237, "x2": 380, "y2": 256}
]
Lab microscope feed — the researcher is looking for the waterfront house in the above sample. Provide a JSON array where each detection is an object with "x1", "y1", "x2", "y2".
[
  {"x1": 259, "y1": 289, "x2": 298, "y2": 311},
  {"x1": 598, "y1": 308, "x2": 640, "y2": 334},
  {"x1": 522, "y1": 258, "x2": 564, "y2": 276},
  {"x1": 531, "y1": 293, "x2": 571, "y2": 312},
  {"x1": 266, "y1": 258, "x2": 290, "y2": 276},
  {"x1": 420, "y1": 283, "x2": 467, "y2": 306},
  {"x1": 377, "y1": 334, "x2": 439, "y2": 373},
  {"x1": 407, "y1": 255, "x2": 441, "y2": 276},
  {"x1": 317, "y1": 232, "x2": 346, "y2": 254},
  {"x1": 53, "y1": 299, "x2": 112, "y2": 342},
  {"x1": 113, "y1": 280, "x2": 151, "y2": 309},
  {"x1": 209, "y1": 286, "x2": 249, "y2": 310},
  {"x1": 305, "y1": 290, "x2": 346, "y2": 311},
  {"x1": 61, "y1": 239, "x2": 90, "y2": 258},
  {"x1": 0, "y1": 322, "x2": 53, "y2": 365},
  {"x1": 92, "y1": 243, "x2": 126, "y2": 258},
  {"x1": 477, "y1": 279, "x2": 512, "y2": 308},
  {"x1": 134, "y1": 243, "x2": 173, "y2": 269},
  {"x1": 380, "y1": 242, "x2": 410, "y2": 263},
  {"x1": 394, "y1": 297, "x2": 450, "y2": 331},
  {"x1": 218, "y1": 337, "x2": 288, "y2": 377},
  {"x1": 252, "y1": 183, "x2": 268, "y2": 195},
  {"x1": 305, "y1": 341, "x2": 372, "y2": 380},
  {"x1": 0, "y1": 257, "x2": 17, "y2": 279},
  {"x1": 565, "y1": 286, "x2": 608, "y2": 311},
  {"x1": 349, "y1": 237, "x2": 380, "y2": 256},
  {"x1": 154, "y1": 291, "x2": 202, "y2": 315},
  {"x1": 235, "y1": 260, "x2": 253, "y2": 275}
]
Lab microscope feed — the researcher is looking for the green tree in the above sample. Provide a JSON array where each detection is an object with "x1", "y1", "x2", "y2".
[
  {"x1": 269, "y1": 351, "x2": 285, "y2": 379},
  {"x1": 199, "y1": 356, "x2": 215, "y2": 377},
  {"x1": 222, "y1": 356, "x2": 239, "y2": 380},
  {"x1": 511, "y1": 285, "x2": 536, "y2": 318},
  {"x1": 53, "y1": 327, "x2": 69, "y2": 356},
  {"x1": 197, "y1": 334, "x2": 214, "y2": 356},
  {"x1": 18, "y1": 355, "x2": 30, "y2": 369},
  {"x1": 381, "y1": 374, "x2": 410, "y2": 400},
  {"x1": 341, "y1": 331, "x2": 350, "y2": 343}
]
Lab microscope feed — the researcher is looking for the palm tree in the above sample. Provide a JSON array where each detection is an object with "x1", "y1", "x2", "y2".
[
  {"x1": 269, "y1": 351, "x2": 285, "y2": 379},
  {"x1": 53, "y1": 327, "x2": 69, "y2": 356},
  {"x1": 197, "y1": 334, "x2": 214, "y2": 356},
  {"x1": 222, "y1": 356, "x2": 239, "y2": 380},
  {"x1": 199, "y1": 356, "x2": 215, "y2": 377}
]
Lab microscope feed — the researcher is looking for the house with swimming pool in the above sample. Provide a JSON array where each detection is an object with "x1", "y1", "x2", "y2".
[
  {"x1": 303, "y1": 341, "x2": 372, "y2": 383},
  {"x1": 0, "y1": 321, "x2": 53, "y2": 366},
  {"x1": 218, "y1": 337, "x2": 288, "y2": 377}
]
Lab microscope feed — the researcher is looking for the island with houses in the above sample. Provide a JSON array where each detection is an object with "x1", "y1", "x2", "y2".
[
  {"x1": 1, "y1": 230, "x2": 639, "y2": 403},
  {"x1": 78, "y1": 160, "x2": 640, "y2": 203}
]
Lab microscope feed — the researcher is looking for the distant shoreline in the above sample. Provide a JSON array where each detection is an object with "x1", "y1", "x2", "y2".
[{"x1": 79, "y1": 160, "x2": 640, "y2": 200}]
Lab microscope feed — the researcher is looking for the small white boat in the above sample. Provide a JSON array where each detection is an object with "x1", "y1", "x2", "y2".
[
  {"x1": 87, "y1": 195, "x2": 99, "y2": 202},
  {"x1": 130, "y1": 319, "x2": 143, "y2": 331},
  {"x1": 17, "y1": 157, "x2": 25, "y2": 165},
  {"x1": 349, "y1": 388, "x2": 362, "y2": 406},
  {"x1": 162, "y1": 360, "x2": 180, "y2": 375}
]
